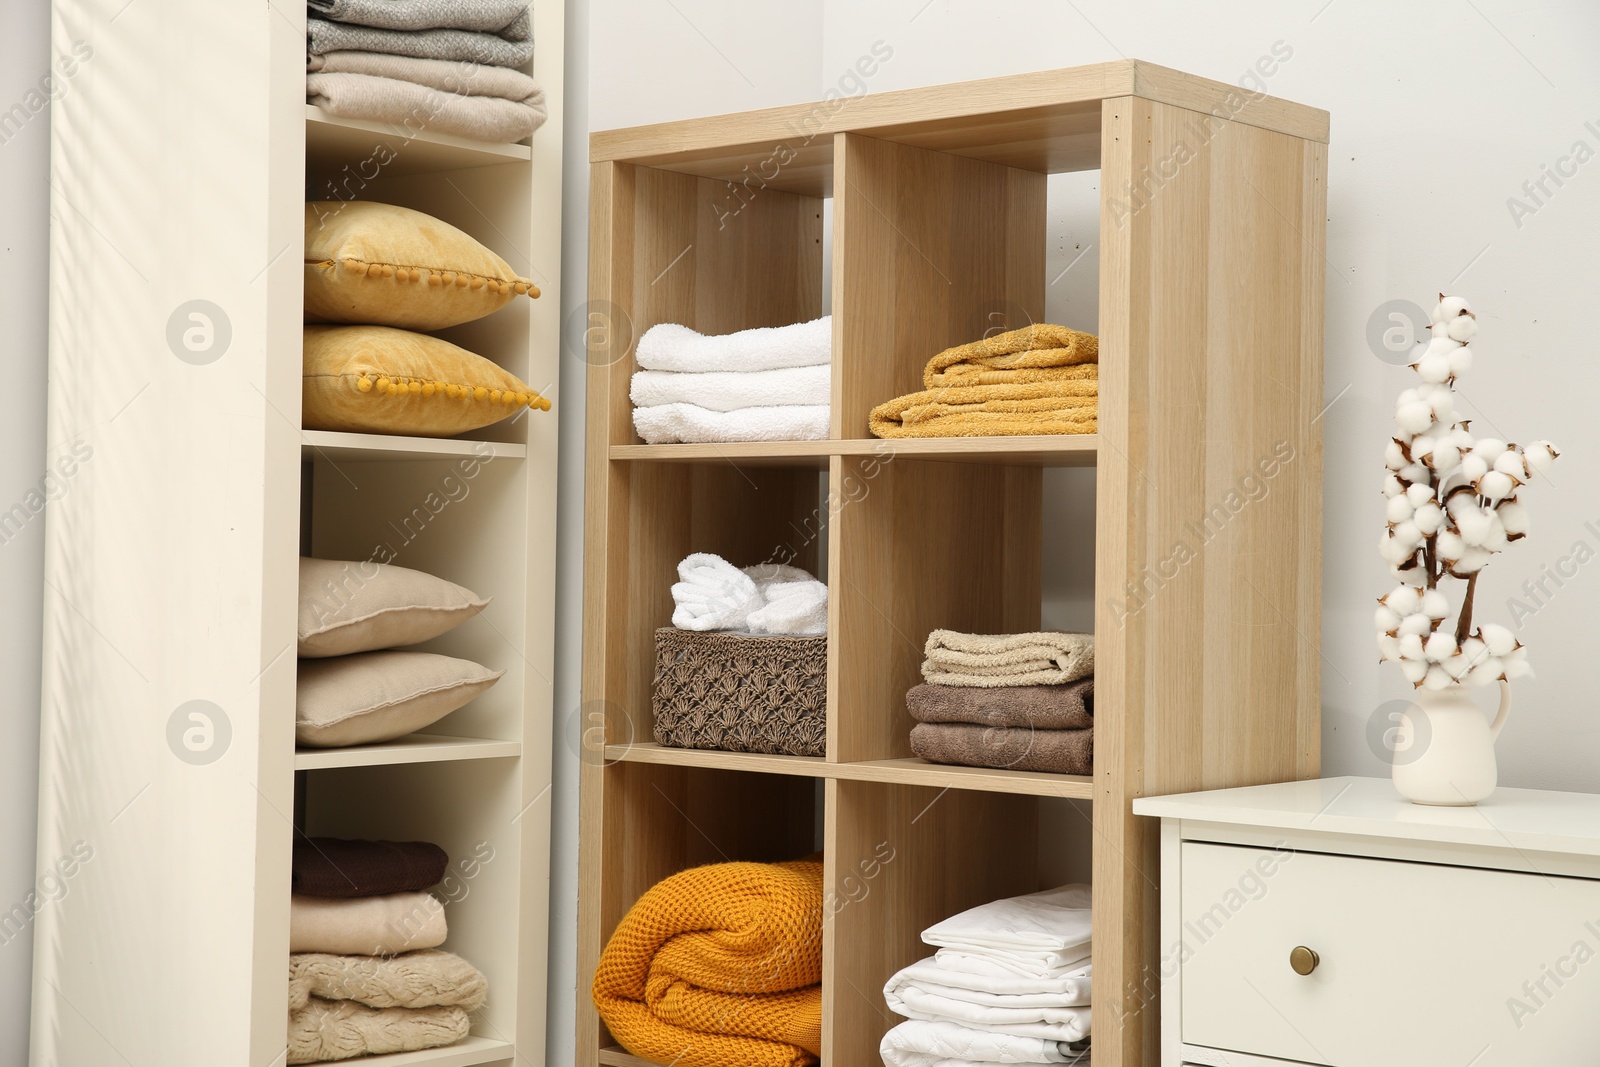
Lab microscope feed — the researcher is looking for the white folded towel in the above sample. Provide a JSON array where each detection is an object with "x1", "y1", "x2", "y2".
[
  {"x1": 670, "y1": 553, "x2": 762, "y2": 632},
  {"x1": 631, "y1": 364, "x2": 831, "y2": 412},
  {"x1": 885, "y1": 957, "x2": 1092, "y2": 1008},
  {"x1": 880, "y1": 1018, "x2": 1086, "y2": 1065},
  {"x1": 636, "y1": 315, "x2": 831, "y2": 373},
  {"x1": 922, "y1": 884, "x2": 1092, "y2": 973},
  {"x1": 886, "y1": 983, "x2": 1091, "y2": 1039},
  {"x1": 933, "y1": 948, "x2": 1091, "y2": 982},
  {"x1": 633, "y1": 403, "x2": 830, "y2": 444}
]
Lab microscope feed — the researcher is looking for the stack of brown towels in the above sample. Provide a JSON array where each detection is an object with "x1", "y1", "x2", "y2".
[
  {"x1": 869, "y1": 323, "x2": 1098, "y2": 438},
  {"x1": 907, "y1": 629, "x2": 1095, "y2": 775},
  {"x1": 288, "y1": 838, "x2": 486, "y2": 1064}
]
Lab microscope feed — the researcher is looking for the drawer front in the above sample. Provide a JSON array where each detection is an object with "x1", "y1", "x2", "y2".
[{"x1": 1180, "y1": 842, "x2": 1600, "y2": 1066}]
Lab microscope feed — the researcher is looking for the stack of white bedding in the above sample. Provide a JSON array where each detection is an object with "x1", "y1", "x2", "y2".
[
  {"x1": 880, "y1": 884, "x2": 1093, "y2": 1066},
  {"x1": 630, "y1": 316, "x2": 831, "y2": 443}
]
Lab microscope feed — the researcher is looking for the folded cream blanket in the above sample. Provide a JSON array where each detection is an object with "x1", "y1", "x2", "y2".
[
  {"x1": 633, "y1": 403, "x2": 829, "y2": 444},
  {"x1": 287, "y1": 999, "x2": 469, "y2": 1064},
  {"x1": 880, "y1": 1018, "x2": 1084, "y2": 1065},
  {"x1": 290, "y1": 892, "x2": 448, "y2": 955},
  {"x1": 635, "y1": 316, "x2": 832, "y2": 373},
  {"x1": 630, "y1": 364, "x2": 831, "y2": 412},
  {"x1": 910, "y1": 722, "x2": 1092, "y2": 776},
  {"x1": 289, "y1": 949, "x2": 487, "y2": 1012},
  {"x1": 906, "y1": 679, "x2": 1093, "y2": 729},
  {"x1": 308, "y1": 72, "x2": 547, "y2": 143},
  {"x1": 922, "y1": 630, "x2": 1094, "y2": 688},
  {"x1": 307, "y1": 14, "x2": 534, "y2": 68},
  {"x1": 923, "y1": 884, "x2": 1092, "y2": 974},
  {"x1": 308, "y1": 0, "x2": 529, "y2": 33},
  {"x1": 308, "y1": 51, "x2": 542, "y2": 100}
]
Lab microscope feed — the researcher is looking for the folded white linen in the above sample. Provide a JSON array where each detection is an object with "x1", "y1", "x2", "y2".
[
  {"x1": 633, "y1": 403, "x2": 829, "y2": 444},
  {"x1": 880, "y1": 1018, "x2": 1082, "y2": 1065},
  {"x1": 922, "y1": 884, "x2": 1092, "y2": 972},
  {"x1": 631, "y1": 364, "x2": 830, "y2": 412},
  {"x1": 886, "y1": 956, "x2": 1092, "y2": 1008},
  {"x1": 886, "y1": 984, "x2": 1091, "y2": 1039},
  {"x1": 635, "y1": 316, "x2": 832, "y2": 373},
  {"x1": 934, "y1": 948, "x2": 1091, "y2": 982},
  {"x1": 670, "y1": 553, "x2": 761, "y2": 632}
]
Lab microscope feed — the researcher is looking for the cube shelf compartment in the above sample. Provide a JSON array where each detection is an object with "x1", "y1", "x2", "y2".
[{"x1": 580, "y1": 60, "x2": 1326, "y2": 1067}]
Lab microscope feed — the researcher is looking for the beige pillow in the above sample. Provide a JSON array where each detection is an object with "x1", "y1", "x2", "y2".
[
  {"x1": 299, "y1": 557, "x2": 489, "y2": 658},
  {"x1": 305, "y1": 201, "x2": 539, "y2": 330},
  {"x1": 304, "y1": 324, "x2": 550, "y2": 438},
  {"x1": 297, "y1": 651, "x2": 503, "y2": 748}
]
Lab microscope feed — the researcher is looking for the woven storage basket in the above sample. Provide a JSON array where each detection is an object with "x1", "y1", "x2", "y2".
[{"x1": 652, "y1": 628, "x2": 827, "y2": 756}]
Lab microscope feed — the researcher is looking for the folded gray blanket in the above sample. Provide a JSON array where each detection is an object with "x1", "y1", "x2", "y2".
[
  {"x1": 308, "y1": 50, "x2": 541, "y2": 102},
  {"x1": 307, "y1": 14, "x2": 533, "y2": 69},
  {"x1": 910, "y1": 722, "x2": 1093, "y2": 775},
  {"x1": 308, "y1": 0, "x2": 528, "y2": 34},
  {"x1": 308, "y1": 71, "x2": 547, "y2": 142},
  {"x1": 907, "y1": 678, "x2": 1093, "y2": 730}
]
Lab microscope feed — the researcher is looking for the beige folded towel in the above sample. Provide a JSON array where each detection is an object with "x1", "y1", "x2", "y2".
[
  {"x1": 922, "y1": 630, "x2": 1094, "y2": 688},
  {"x1": 289, "y1": 949, "x2": 487, "y2": 1012},
  {"x1": 309, "y1": 50, "x2": 543, "y2": 103},
  {"x1": 290, "y1": 892, "x2": 447, "y2": 955},
  {"x1": 287, "y1": 999, "x2": 469, "y2": 1064},
  {"x1": 308, "y1": 71, "x2": 547, "y2": 144},
  {"x1": 910, "y1": 722, "x2": 1093, "y2": 775}
]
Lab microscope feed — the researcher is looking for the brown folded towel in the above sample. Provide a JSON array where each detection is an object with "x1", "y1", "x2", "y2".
[
  {"x1": 910, "y1": 722, "x2": 1093, "y2": 775},
  {"x1": 293, "y1": 838, "x2": 448, "y2": 899},
  {"x1": 907, "y1": 678, "x2": 1093, "y2": 730}
]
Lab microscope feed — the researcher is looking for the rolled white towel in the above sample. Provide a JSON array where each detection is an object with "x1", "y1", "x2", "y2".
[
  {"x1": 631, "y1": 364, "x2": 830, "y2": 412},
  {"x1": 880, "y1": 1018, "x2": 1084, "y2": 1065},
  {"x1": 633, "y1": 403, "x2": 829, "y2": 444},
  {"x1": 670, "y1": 553, "x2": 760, "y2": 632},
  {"x1": 747, "y1": 579, "x2": 828, "y2": 635},
  {"x1": 635, "y1": 316, "x2": 831, "y2": 373}
]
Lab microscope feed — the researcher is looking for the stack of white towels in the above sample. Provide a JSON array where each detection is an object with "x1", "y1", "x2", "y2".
[
  {"x1": 671, "y1": 554, "x2": 827, "y2": 635},
  {"x1": 881, "y1": 884, "x2": 1093, "y2": 1067},
  {"x1": 631, "y1": 316, "x2": 832, "y2": 444}
]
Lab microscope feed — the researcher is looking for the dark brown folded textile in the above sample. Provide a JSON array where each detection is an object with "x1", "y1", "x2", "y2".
[
  {"x1": 909, "y1": 722, "x2": 1093, "y2": 775},
  {"x1": 292, "y1": 838, "x2": 449, "y2": 899},
  {"x1": 906, "y1": 678, "x2": 1093, "y2": 730}
]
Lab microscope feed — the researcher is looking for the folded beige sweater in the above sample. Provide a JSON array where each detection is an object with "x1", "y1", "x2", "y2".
[
  {"x1": 290, "y1": 892, "x2": 448, "y2": 955},
  {"x1": 922, "y1": 630, "x2": 1094, "y2": 688},
  {"x1": 289, "y1": 949, "x2": 487, "y2": 1012},
  {"x1": 288, "y1": 999, "x2": 469, "y2": 1064},
  {"x1": 307, "y1": 71, "x2": 547, "y2": 144}
]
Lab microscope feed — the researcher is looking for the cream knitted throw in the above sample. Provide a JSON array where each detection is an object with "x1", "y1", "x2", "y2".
[
  {"x1": 307, "y1": 71, "x2": 547, "y2": 143},
  {"x1": 289, "y1": 949, "x2": 488, "y2": 1012},
  {"x1": 287, "y1": 999, "x2": 469, "y2": 1064},
  {"x1": 922, "y1": 630, "x2": 1094, "y2": 688}
]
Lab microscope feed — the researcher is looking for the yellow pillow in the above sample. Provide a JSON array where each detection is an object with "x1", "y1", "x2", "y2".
[
  {"x1": 303, "y1": 325, "x2": 550, "y2": 438},
  {"x1": 304, "y1": 201, "x2": 540, "y2": 330}
]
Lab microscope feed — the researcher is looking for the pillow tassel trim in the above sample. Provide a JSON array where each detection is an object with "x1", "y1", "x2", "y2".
[
  {"x1": 346, "y1": 372, "x2": 552, "y2": 412},
  {"x1": 322, "y1": 256, "x2": 540, "y2": 299}
]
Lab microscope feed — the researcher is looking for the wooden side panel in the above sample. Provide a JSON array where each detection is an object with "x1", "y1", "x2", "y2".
[
  {"x1": 1093, "y1": 97, "x2": 1325, "y2": 1066},
  {"x1": 823, "y1": 780, "x2": 1039, "y2": 1066},
  {"x1": 831, "y1": 132, "x2": 1047, "y2": 438}
]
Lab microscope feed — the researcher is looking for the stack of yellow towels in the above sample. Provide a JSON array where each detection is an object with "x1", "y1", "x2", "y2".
[
  {"x1": 593, "y1": 859, "x2": 824, "y2": 1067},
  {"x1": 869, "y1": 324, "x2": 1097, "y2": 439}
]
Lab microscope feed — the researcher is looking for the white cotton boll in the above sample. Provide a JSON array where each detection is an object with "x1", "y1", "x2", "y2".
[
  {"x1": 1412, "y1": 502, "x2": 1443, "y2": 535},
  {"x1": 1400, "y1": 463, "x2": 1432, "y2": 483},
  {"x1": 1468, "y1": 657, "x2": 1504, "y2": 686},
  {"x1": 1393, "y1": 521, "x2": 1423, "y2": 551},
  {"x1": 1436, "y1": 529, "x2": 1465, "y2": 562},
  {"x1": 1384, "y1": 473, "x2": 1406, "y2": 498},
  {"x1": 1477, "y1": 470, "x2": 1515, "y2": 504},
  {"x1": 1432, "y1": 295, "x2": 1472, "y2": 323},
  {"x1": 1398, "y1": 387, "x2": 1420, "y2": 405},
  {"x1": 1502, "y1": 647, "x2": 1531, "y2": 679},
  {"x1": 1524, "y1": 440, "x2": 1559, "y2": 475},
  {"x1": 1385, "y1": 440, "x2": 1407, "y2": 471},
  {"x1": 1416, "y1": 354, "x2": 1451, "y2": 383},
  {"x1": 1458, "y1": 454, "x2": 1488, "y2": 482},
  {"x1": 1459, "y1": 635, "x2": 1486, "y2": 663},
  {"x1": 1423, "y1": 666, "x2": 1455, "y2": 690},
  {"x1": 1481, "y1": 512, "x2": 1508, "y2": 551},
  {"x1": 1379, "y1": 533, "x2": 1413, "y2": 566},
  {"x1": 1423, "y1": 334, "x2": 1460, "y2": 359},
  {"x1": 1386, "y1": 495, "x2": 1415, "y2": 523},
  {"x1": 1424, "y1": 631, "x2": 1457, "y2": 662},
  {"x1": 1398, "y1": 612, "x2": 1433, "y2": 637},
  {"x1": 1405, "y1": 483, "x2": 1434, "y2": 507},
  {"x1": 1447, "y1": 315, "x2": 1478, "y2": 342},
  {"x1": 1378, "y1": 634, "x2": 1402, "y2": 661},
  {"x1": 1411, "y1": 435, "x2": 1437, "y2": 462},
  {"x1": 1472, "y1": 437, "x2": 1508, "y2": 461},
  {"x1": 1430, "y1": 444, "x2": 1461, "y2": 475},
  {"x1": 1444, "y1": 651, "x2": 1474, "y2": 681},
  {"x1": 1375, "y1": 605, "x2": 1401, "y2": 633},
  {"x1": 1453, "y1": 547, "x2": 1493, "y2": 575},
  {"x1": 1480, "y1": 623, "x2": 1516, "y2": 656},
  {"x1": 1446, "y1": 345, "x2": 1474, "y2": 377},
  {"x1": 1494, "y1": 451, "x2": 1528, "y2": 480},
  {"x1": 1398, "y1": 633, "x2": 1426, "y2": 660},
  {"x1": 1499, "y1": 501, "x2": 1528, "y2": 537},
  {"x1": 1401, "y1": 658, "x2": 1429, "y2": 684},
  {"x1": 1384, "y1": 586, "x2": 1422, "y2": 615},
  {"x1": 1421, "y1": 589, "x2": 1449, "y2": 619},
  {"x1": 1397, "y1": 402, "x2": 1434, "y2": 435},
  {"x1": 1454, "y1": 506, "x2": 1493, "y2": 546}
]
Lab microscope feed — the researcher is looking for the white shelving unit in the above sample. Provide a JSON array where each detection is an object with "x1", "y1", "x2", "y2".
[{"x1": 33, "y1": 1, "x2": 563, "y2": 1064}]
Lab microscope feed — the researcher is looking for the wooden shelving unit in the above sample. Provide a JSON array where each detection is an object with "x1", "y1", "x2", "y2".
[{"x1": 579, "y1": 60, "x2": 1326, "y2": 1067}]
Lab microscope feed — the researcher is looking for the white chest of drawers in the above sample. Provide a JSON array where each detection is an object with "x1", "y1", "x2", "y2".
[{"x1": 1134, "y1": 776, "x2": 1600, "y2": 1067}]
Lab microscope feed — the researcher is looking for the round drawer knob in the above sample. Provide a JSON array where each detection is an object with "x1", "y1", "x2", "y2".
[{"x1": 1289, "y1": 945, "x2": 1319, "y2": 976}]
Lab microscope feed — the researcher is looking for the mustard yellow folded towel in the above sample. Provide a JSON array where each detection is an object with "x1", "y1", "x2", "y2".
[
  {"x1": 870, "y1": 380, "x2": 1098, "y2": 439},
  {"x1": 593, "y1": 860, "x2": 823, "y2": 1067},
  {"x1": 923, "y1": 323, "x2": 1098, "y2": 388}
]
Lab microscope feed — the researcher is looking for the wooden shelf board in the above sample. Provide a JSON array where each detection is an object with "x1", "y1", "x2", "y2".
[
  {"x1": 302, "y1": 430, "x2": 527, "y2": 462},
  {"x1": 311, "y1": 1036, "x2": 515, "y2": 1066},
  {"x1": 597, "y1": 1048, "x2": 657, "y2": 1067},
  {"x1": 604, "y1": 744, "x2": 1093, "y2": 798},
  {"x1": 295, "y1": 734, "x2": 522, "y2": 771},
  {"x1": 607, "y1": 435, "x2": 1097, "y2": 468},
  {"x1": 306, "y1": 105, "x2": 530, "y2": 176},
  {"x1": 589, "y1": 60, "x2": 1328, "y2": 191}
]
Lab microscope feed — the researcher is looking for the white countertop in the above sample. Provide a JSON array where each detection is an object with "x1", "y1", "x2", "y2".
[{"x1": 1133, "y1": 776, "x2": 1600, "y2": 856}]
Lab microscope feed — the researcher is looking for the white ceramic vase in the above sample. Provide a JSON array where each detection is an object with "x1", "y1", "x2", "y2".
[{"x1": 1391, "y1": 680, "x2": 1511, "y2": 806}]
